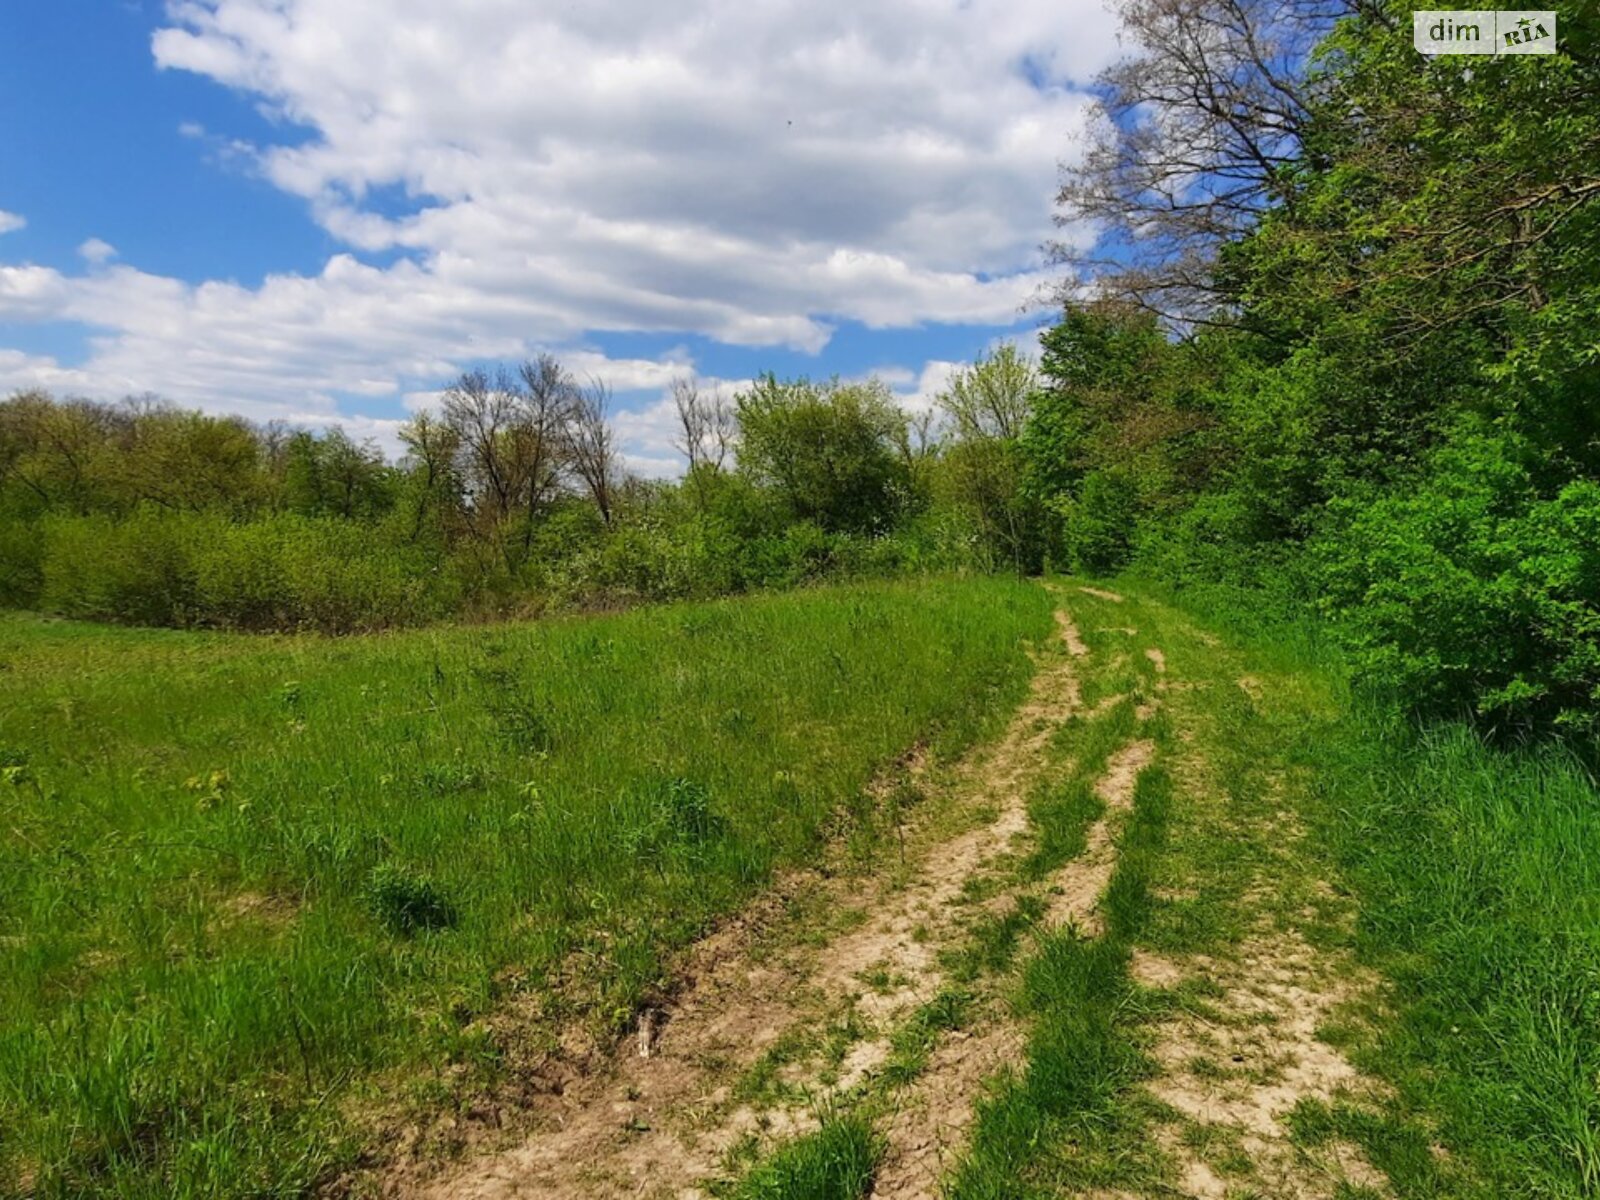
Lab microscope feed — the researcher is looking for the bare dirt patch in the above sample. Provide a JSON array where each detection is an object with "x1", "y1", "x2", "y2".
[
  {"x1": 1128, "y1": 947, "x2": 1187, "y2": 989},
  {"x1": 1057, "y1": 610, "x2": 1090, "y2": 658},
  {"x1": 1078, "y1": 586, "x2": 1127, "y2": 603},
  {"x1": 870, "y1": 1018, "x2": 1025, "y2": 1199},
  {"x1": 1044, "y1": 739, "x2": 1154, "y2": 934},
  {"x1": 1141, "y1": 930, "x2": 1388, "y2": 1196}
]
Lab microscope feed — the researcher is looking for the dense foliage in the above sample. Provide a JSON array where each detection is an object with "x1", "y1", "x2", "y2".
[
  {"x1": 0, "y1": 367, "x2": 1028, "y2": 632},
  {"x1": 1017, "y1": 0, "x2": 1600, "y2": 733}
]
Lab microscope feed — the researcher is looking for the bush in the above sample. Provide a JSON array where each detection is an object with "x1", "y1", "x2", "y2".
[
  {"x1": 0, "y1": 511, "x2": 45, "y2": 607},
  {"x1": 195, "y1": 515, "x2": 455, "y2": 632},
  {"x1": 1312, "y1": 431, "x2": 1600, "y2": 733},
  {"x1": 37, "y1": 509, "x2": 456, "y2": 633},
  {"x1": 1057, "y1": 468, "x2": 1140, "y2": 575},
  {"x1": 39, "y1": 509, "x2": 208, "y2": 625},
  {"x1": 1136, "y1": 489, "x2": 1301, "y2": 592}
]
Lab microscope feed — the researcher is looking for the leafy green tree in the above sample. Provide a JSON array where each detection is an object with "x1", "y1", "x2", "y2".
[
  {"x1": 283, "y1": 428, "x2": 395, "y2": 519},
  {"x1": 939, "y1": 344, "x2": 1035, "y2": 441},
  {"x1": 934, "y1": 346, "x2": 1045, "y2": 572},
  {"x1": 1033, "y1": 0, "x2": 1600, "y2": 727},
  {"x1": 735, "y1": 376, "x2": 910, "y2": 534}
]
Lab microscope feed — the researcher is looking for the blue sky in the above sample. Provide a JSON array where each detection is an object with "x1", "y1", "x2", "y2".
[{"x1": 0, "y1": 0, "x2": 1117, "y2": 472}]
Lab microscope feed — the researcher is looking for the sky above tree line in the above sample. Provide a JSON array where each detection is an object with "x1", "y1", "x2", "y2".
[{"x1": 0, "y1": 0, "x2": 1121, "y2": 474}]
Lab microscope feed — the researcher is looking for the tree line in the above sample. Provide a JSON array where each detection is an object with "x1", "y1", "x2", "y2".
[{"x1": 0, "y1": 347, "x2": 1042, "y2": 633}]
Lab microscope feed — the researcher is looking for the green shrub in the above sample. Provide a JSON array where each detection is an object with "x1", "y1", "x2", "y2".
[
  {"x1": 0, "y1": 511, "x2": 45, "y2": 607},
  {"x1": 39, "y1": 508, "x2": 208, "y2": 625},
  {"x1": 620, "y1": 775, "x2": 728, "y2": 864},
  {"x1": 1057, "y1": 468, "x2": 1140, "y2": 575},
  {"x1": 1312, "y1": 431, "x2": 1600, "y2": 733},
  {"x1": 35, "y1": 509, "x2": 456, "y2": 633}
]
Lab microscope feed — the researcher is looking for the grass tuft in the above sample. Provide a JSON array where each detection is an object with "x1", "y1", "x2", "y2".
[
  {"x1": 367, "y1": 863, "x2": 459, "y2": 935},
  {"x1": 726, "y1": 1114, "x2": 881, "y2": 1200}
]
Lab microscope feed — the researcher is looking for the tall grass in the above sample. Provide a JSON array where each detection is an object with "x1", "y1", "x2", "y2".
[
  {"x1": 0, "y1": 576, "x2": 1052, "y2": 1198},
  {"x1": 726, "y1": 1114, "x2": 881, "y2": 1200},
  {"x1": 1171, "y1": 580, "x2": 1600, "y2": 1196},
  {"x1": 1311, "y1": 713, "x2": 1600, "y2": 1196}
]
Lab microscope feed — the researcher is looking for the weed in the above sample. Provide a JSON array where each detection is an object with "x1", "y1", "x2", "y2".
[{"x1": 367, "y1": 863, "x2": 459, "y2": 935}]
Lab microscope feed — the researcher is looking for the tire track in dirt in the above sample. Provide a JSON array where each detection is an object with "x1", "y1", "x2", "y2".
[
  {"x1": 1125, "y1": 617, "x2": 1391, "y2": 1199},
  {"x1": 868, "y1": 733, "x2": 1158, "y2": 1200},
  {"x1": 389, "y1": 607, "x2": 1090, "y2": 1200},
  {"x1": 1133, "y1": 935, "x2": 1390, "y2": 1199},
  {"x1": 867, "y1": 1015, "x2": 1025, "y2": 1199},
  {"x1": 869, "y1": 659, "x2": 1162, "y2": 1199},
  {"x1": 1042, "y1": 739, "x2": 1154, "y2": 935}
]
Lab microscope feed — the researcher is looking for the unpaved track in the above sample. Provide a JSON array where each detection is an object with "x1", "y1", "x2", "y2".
[
  {"x1": 1118, "y1": 601, "x2": 1391, "y2": 1199},
  {"x1": 867, "y1": 1016, "x2": 1023, "y2": 1199},
  {"x1": 869, "y1": 722, "x2": 1158, "y2": 1199},
  {"x1": 386, "y1": 589, "x2": 1391, "y2": 1200},
  {"x1": 393, "y1": 607, "x2": 1092, "y2": 1200},
  {"x1": 1134, "y1": 934, "x2": 1389, "y2": 1199},
  {"x1": 1043, "y1": 739, "x2": 1152, "y2": 934}
]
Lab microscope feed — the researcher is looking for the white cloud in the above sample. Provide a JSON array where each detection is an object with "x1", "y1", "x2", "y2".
[
  {"x1": 893, "y1": 359, "x2": 963, "y2": 415},
  {"x1": 78, "y1": 238, "x2": 118, "y2": 265},
  {"x1": 0, "y1": 0, "x2": 1118, "y2": 440},
  {"x1": 0, "y1": 211, "x2": 25, "y2": 235},
  {"x1": 0, "y1": 349, "x2": 98, "y2": 393}
]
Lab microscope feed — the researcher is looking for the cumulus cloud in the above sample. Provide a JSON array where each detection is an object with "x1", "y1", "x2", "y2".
[
  {"x1": 0, "y1": 0, "x2": 1117, "y2": 458},
  {"x1": 78, "y1": 238, "x2": 118, "y2": 265},
  {"x1": 0, "y1": 211, "x2": 25, "y2": 235}
]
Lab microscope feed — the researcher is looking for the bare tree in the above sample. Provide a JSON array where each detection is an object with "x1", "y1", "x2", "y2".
[
  {"x1": 904, "y1": 409, "x2": 938, "y2": 461},
  {"x1": 707, "y1": 386, "x2": 736, "y2": 472},
  {"x1": 672, "y1": 376, "x2": 709, "y2": 475},
  {"x1": 565, "y1": 376, "x2": 619, "y2": 524},
  {"x1": 1053, "y1": 0, "x2": 1354, "y2": 322},
  {"x1": 439, "y1": 357, "x2": 574, "y2": 563},
  {"x1": 441, "y1": 367, "x2": 523, "y2": 519},
  {"x1": 515, "y1": 354, "x2": 573, "y2": 523},
  {"x1": 671, "y1": 376, "x2": 735, "y2": 472},
  {"x1": 672, "y1": 375, "x2": 736, "y2": 505}
]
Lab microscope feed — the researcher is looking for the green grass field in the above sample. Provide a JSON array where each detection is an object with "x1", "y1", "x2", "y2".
[
  {"x1": 9, "y1": 574, "x2": 1600, "y2": 1200},
  {"x1": 0, "y1": 577, "x2": 1054, "y2": 1199}
]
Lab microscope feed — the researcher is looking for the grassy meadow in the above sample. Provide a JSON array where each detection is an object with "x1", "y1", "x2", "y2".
[{"x1": 0, "y1": 576, "x2": 1053, "y2": 1198}]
